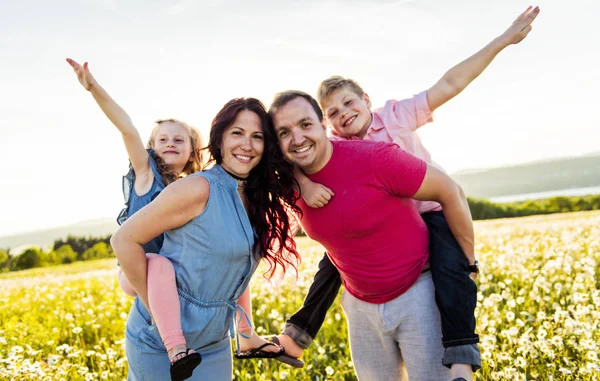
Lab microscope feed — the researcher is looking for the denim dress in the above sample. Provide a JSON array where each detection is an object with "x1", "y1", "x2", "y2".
[
  {"x1": 117, "y1": 148, "x2": 165, "y2": 254},
  {"x1": 124, "y1": 165, "x2": 260, "y2": 380}
]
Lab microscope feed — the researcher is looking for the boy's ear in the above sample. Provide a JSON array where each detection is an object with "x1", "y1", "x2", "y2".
[{"x1": 363, "y1": 93, "x2": 372, "y2": 108}]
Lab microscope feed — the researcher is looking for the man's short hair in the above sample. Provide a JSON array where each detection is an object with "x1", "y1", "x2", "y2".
[{"x1": 269, "y1": 90, "x2": 324, "y2": 122}]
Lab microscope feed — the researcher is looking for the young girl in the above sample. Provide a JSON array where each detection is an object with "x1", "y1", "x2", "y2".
[{"x1": 66, "y1": 59, "x2": 247, "y2": 380}]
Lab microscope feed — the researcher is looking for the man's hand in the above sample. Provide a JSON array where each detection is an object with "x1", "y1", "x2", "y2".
[
  {"x1": 66, "y1": 58, "x2": 98, "y2": 91},
  {"x1": 499, "y1": 6, "x2": 540, "y2": 46}
]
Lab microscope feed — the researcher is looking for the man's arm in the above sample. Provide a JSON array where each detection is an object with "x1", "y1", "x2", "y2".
[
  {"x1": 426, "y1": 6, "x2": 540, "y2": 112},
  {"x1": 412, "y1": 165, "x2": 475, "y2": 265}
]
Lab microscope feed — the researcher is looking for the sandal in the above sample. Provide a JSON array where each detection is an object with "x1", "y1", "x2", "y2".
[
  {"x1": 234, "y1": 342, "x2": 285, "y2": 359},
  {"x1": 170, "y1": 349, "x2": 202, "y2": 381}
]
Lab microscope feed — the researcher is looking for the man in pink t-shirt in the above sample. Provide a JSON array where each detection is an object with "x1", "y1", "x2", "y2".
[
  {"x1": 268, "y1": 90, "x2": 475, "y2": 381},
  {"x1": 270, "y1": 7, "x2": 540, "y2": 380}
]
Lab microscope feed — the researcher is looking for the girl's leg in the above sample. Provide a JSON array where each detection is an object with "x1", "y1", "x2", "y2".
[
  {"x1": 146, "y1": 253, "x2": 190, "y2": 361},
  {"x1": 117, "y1": 268, "x2": 137, "y2": 297}
]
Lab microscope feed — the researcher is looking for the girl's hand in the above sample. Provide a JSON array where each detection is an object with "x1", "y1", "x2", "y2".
[
  {"x1": 66, "y1": 58, "x2": 98, "y2": 91},
  {"x1": 499, "y1": 6, "x2": 540, "y2": 46}
]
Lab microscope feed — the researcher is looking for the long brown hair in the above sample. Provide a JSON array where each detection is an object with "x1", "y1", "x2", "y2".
[{"x1": 206, "y1": 98, "x2": 301, "y2": 280}]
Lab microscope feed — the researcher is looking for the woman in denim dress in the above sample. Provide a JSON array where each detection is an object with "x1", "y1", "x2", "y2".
[{"x1": 111, "y1": 98, "x2": 301, "y2": 380}]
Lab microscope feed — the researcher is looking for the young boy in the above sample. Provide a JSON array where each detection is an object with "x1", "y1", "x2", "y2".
[{"x1": 277, "y1": 6, "x2": 540, "y2": 381}]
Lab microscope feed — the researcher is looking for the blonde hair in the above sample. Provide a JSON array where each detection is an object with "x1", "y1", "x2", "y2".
[
  {"x1": 317, "y1": 76, "x2": 365, "y2": 107},
  {"x1": 147, "y1": 119, "x2": 206, "y2": 185}
]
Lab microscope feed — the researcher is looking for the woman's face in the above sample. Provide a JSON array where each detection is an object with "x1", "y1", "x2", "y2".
[{"x1": 219, "y1": 110, "x2": 265, "y2": 179}]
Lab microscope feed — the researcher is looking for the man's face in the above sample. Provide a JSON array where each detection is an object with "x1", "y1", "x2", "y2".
[{"x1": 272, "y1": 97, "x2": 330, "y2": 174}]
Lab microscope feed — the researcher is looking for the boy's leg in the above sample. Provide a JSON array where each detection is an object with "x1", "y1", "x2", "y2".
[
  {"x1": 146, "y1": 253, "x2": 186, "y2": 356},
  {"x1": 340, "y1": 291, "x2": 404, "y2": 381},
  {"x1": 281, "y1": 252, "x2": 342, "y2": 349},
  {"x1": 422, "y1": 211, "x2": 481, "y2": 371}
]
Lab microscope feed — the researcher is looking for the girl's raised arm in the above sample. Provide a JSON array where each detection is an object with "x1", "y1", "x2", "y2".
[{"x1": 66, "y1": 58, "x2": 150, "y2": 178}]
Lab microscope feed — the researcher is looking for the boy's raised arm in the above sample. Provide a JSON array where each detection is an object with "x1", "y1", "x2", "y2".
[{"x1": 426, "y1": 6, "x2": 540, "y2": 112}]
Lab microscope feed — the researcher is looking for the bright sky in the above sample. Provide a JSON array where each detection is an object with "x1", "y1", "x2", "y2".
[{"x1": 1, "y1": 0, "x2": 598, "y2": 236}]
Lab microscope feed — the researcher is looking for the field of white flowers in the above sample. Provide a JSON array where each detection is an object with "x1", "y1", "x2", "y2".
[{"x1": 1, "y1": 211, "x2": 599, "y2": 380}]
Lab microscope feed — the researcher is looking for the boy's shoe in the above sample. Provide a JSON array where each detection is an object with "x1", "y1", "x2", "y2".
[{"x1": 452, "y1": 378, "x2": 468, "y2": 381}]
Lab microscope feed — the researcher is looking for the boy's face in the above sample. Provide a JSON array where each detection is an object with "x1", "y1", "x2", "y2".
[
  {"x1": 321, "y1": 87, "x2": 372, "y2": 139},
  {"x1": 272, "y1": 97, "x2": 330, "y2": 174}
]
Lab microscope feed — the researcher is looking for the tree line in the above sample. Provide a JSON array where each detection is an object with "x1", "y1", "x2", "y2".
[{"x1": 0, "y1": 235, "x2": 112, "y2": 273}]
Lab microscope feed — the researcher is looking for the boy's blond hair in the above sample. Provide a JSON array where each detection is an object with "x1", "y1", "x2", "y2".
[{"x1": 317, "y1": 76, "x2": 365, "y2": 107}]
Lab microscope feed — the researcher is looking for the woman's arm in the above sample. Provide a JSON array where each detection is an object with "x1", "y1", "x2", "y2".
[{"x1": 110, "y1": 175, "x2": 209, "y2": 312}]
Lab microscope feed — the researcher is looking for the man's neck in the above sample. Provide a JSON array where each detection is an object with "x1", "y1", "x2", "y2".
[{"x1": 304, "y1": 140, "x2": 334, "y2": 175}]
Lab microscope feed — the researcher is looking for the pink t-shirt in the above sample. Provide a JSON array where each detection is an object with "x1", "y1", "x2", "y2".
[
  {"x1": 298, "y1": 140, "x2": 429, "y2": 304},
  {"x1": 330, "y1": 91, "x2": 443, "y2": 213}
]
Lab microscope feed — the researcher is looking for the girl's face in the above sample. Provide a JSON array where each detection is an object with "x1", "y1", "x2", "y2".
[
  {"x1": 219, "y1": 110, "x2": 264, "y2": 179},
  {"x1": 152, "y1": 121, "x2": 193, "y2": 174}
]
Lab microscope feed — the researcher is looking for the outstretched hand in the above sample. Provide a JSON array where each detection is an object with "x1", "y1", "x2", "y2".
[
  {"x1": 500, "y1": 6, "x2": 540, "y2": 45},
  {"x1": 66, "y1": 58, "x2": 98, "y2": 91}
]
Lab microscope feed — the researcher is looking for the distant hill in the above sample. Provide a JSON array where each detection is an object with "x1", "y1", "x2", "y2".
[
  {"x1": 0, "y1": 219, "x2": 118, "y2": 252},
  {"x1": 452, "y1": 154, "x2": 600, "y2": 198}
]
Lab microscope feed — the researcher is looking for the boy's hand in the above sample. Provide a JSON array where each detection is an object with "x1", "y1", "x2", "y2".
[
  {"x1": 301, "y1": 181, "x2": 335, "y2": 208},
  {"x1": 499, "y1": 6, "x2": 540, "y2": 46},
  {"x1": 66, "y1": 58, "x2": 98, "y2": 91}
]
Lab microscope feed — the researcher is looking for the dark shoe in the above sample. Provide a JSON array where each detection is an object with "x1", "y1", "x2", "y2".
[
  {"x1": 452, "y1": 378, "x2": 468, "y2": 381},
  {"x1": 170, "y1": 349, "x2": 202, "y2": 381},
  {"x1": 234, "y1": 342, "x2": 285, "y2": 359}
]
